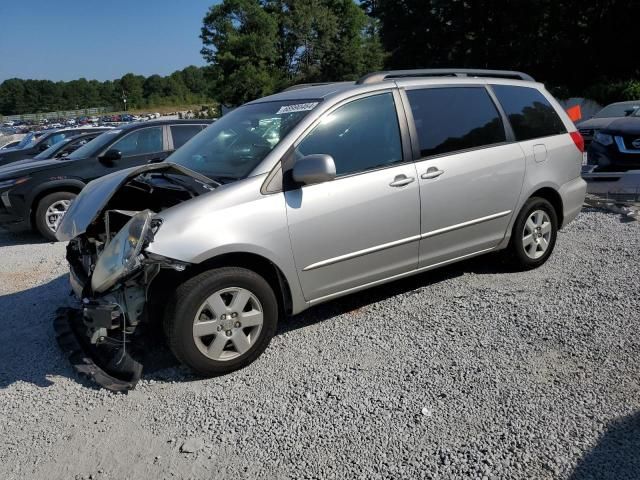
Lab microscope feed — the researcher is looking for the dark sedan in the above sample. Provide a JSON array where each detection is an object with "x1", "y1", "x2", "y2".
[
  {"x1": 576, "y1": 100, "x2": 640, "y2": 147},
  {"x1": 585, "y1": 109, "x2": 640, "y2": 172},
  {"x1": 0, "y1": 120, "x2": 211, "y2": 239},
  {"x1": 0, "y1": 127, "x2": 111, "y2": 167}
]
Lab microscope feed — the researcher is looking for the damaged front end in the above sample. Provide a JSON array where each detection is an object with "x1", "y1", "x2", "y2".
[{"x1": 54, "y1": 163, "x2": 214, "y2": 391}]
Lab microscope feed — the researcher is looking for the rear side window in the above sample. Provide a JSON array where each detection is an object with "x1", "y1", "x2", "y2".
[
  {"x1": 406, "y1": 87, "x2": 506, "y2": 158},
  {"x1": 171, "y1": 125, "x2": 204, "y2": 149},
  {"x1": 492, "y1": 85, "x2": 566, "y2": 141}
]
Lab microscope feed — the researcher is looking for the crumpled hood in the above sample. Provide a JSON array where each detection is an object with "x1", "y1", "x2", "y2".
[
  {"x1": 56, "y1": 162, "x2": 214, "y2": 241},
  {"x1": 600, "y1": 117, "x2": 640, "y2": 135},
  {"x1": 0, "y1": 158, "x2": 61, "y2": 178}
]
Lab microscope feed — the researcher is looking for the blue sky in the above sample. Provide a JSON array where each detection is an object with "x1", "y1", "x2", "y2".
[{"x1": 0, "y1": 0, "x2": 219, "y2": 82}]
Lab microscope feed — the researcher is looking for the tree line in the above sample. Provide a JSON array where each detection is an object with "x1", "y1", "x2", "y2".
[
  {"x1": 0, "y1": 66, "x2": 215, "y2": 116},
  {"x1": 2, "y1": 0, "x2": 638, "y2": 115}
]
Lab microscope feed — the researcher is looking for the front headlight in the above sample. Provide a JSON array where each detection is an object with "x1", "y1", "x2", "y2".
[
  {"x1": 0, "y1": 176, "x2": 30, "y2": 190},
  {"x1": 91, "y1": 210, "x2": 153, "y2": 293},
  {"x1": 594, "y1": 131, "x2": 614, "y2": 146}
]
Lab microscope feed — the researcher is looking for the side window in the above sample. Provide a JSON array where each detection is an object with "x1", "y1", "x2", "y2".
[
  {"x1": 170, "y1": 125, "x2": 203, "y2": 150},
  {"x1": 491, "y1": 85, "x2": 566, "y2": 141},
  {"x1": 60, "y1": 136, "x2": 92, "y2": 156},
  {"x1": 111, "y1": 127, "x2": 163, "y2": 156},
  {"x1": 406, "y1": 87, "x2": 506, "y2": 158},
  {"x1": 43, "y1": 132, "x2": 67, "y2": 148},
  {"x1": 295, "y1": 93, "x2": 403, "y2": 176}
]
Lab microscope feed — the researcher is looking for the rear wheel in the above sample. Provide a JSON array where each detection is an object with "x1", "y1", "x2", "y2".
[
  {"x1": 507, "y1": 197, "x2": 558, "y2": 270},
  {"x1": 164, "y1": 267, "x2": 278, "y2": 377},
  {"x1": 34, "y1": 191, "x2": 76, "y2": 241}
]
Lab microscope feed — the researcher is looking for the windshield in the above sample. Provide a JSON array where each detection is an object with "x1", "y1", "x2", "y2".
[
  {"x1": 168, "y1": 100, "x2": 320, "y2": 180},
  {"x1": 67, "y1": 130, "x2": 121, "y2": 160},
  {"x1": 34, "y1": 139, "x2": 72, "y2": 159},
  {"x1": 595, "y1": 103, "x2": 640, "y2": 118}
]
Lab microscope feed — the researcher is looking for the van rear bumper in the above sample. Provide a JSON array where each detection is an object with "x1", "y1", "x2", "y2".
[{"x1": 559, "y1": 176, "x2": 587, "y2": 228}]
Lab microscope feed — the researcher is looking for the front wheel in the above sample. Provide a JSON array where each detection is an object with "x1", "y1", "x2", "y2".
[
  {"x1": 34, "y1": 191, "x2": 76, "y2": 241},
  {"x1": 507, "y1": 197, "x2": 558, "y2": 270},
  {"x1": 164, "y1": 267, "x2": 278, "y2": 377}
]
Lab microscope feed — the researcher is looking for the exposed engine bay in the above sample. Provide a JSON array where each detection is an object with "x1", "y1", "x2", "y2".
[{"x1": 55, "y1": 165, "x2": 217, "y2": 391}]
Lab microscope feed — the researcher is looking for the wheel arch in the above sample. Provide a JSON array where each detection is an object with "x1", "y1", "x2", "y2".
[
  {"x1": 153, "y1": 251, "x2": 296, "y2": 319},
  {"x1": 528, "y1": 186, "x2": 564, "y2": 227}
]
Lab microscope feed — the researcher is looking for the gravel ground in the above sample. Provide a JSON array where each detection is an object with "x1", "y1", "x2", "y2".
[{"x1": 0, "y1": 209, "x2": 639, "y2": 480}]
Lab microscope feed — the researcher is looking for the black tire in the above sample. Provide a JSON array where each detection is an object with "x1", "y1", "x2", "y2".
[
  {"x1": 164, "y1": 267, "x2": 278, "y2": 377},
  {"x1": 507, "y1": 197, "x2": 558, "y2": 270},
  {"x1": 34, "y1": 191, "x2": 77, "y2": 241}
]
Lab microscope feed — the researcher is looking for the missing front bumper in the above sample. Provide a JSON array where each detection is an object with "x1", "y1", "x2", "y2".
[{"x1": 53, "y1": 307, "x2": 142, "y2": 392}]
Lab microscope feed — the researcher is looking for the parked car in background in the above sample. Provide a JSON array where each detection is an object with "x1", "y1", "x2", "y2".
[
  {"x1": 585, "y1": 107, "x2": 640, "y2": 172},
  {"x1": 0, "y1": 120, "x2": 210, "y2": 239},
  {"x1": 29, "y1": 131, "x2": 104, "y2": 161},
  {"x1": 0, "y1": 127, "x2": 110, "y2": 167},
  {"x1": 577, "y1": 100, "x2": 640, "y2": 147},
  {"x1": 54, "y1": 69, "x2": 586, "y2": 390},
  {"x1": 0, "y1": 140, "x2": 21, "y2": 150}
]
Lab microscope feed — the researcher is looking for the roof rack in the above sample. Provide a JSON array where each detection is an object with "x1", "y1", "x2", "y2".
[
  {"x1": 356, "y1": 69, "x2": 535, "y2": 85},
  {"x1": 282, "y1": 82, "x2": 350, "y2": 92}
]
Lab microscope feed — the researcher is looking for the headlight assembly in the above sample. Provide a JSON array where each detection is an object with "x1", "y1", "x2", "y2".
[
  {"x1": 91, "y1": 210, "x2": 154, "y2": 293},
  {"x1": 594, "y1": 131, "x2": 613, "y2": 146}
]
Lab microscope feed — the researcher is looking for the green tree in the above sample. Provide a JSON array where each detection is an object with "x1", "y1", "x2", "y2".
[
  {"x1": 364, "y1": 0, "x2": 640, "y2": 95},
  {"x1": 201, "y1": 0, "x2": 281, "y2": 105},
  {"x1": 201, "y1": 0, "x2": 384, "y2": 105}
]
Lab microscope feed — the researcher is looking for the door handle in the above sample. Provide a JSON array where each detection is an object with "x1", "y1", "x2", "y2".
[
  {"x1": 389, "y1": 175, "x2": 415, "y2": 187},
  {"x1": 421, "y1": 167, "x2": 444, "y2": 179}
]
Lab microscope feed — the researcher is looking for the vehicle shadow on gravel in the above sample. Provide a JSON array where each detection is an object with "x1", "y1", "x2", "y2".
[
  {"x1": 279, "y1": 252, "x2": 510, "y2": 334},
  {"x1": 0, "y1": 252, "x2": 511, "y2": 389},
  {"x1": 0, "y1": 275, "x2": 94, "y2": 389},
  {"x1": 0, "y1": 228, "x2": 48, "y2": 247},
  {"x1": 144, "y1": 253, "x2": 512, "y2": 382},
  {"x1": 569, "y1": 411, "x2": 640, "y2": 480}
]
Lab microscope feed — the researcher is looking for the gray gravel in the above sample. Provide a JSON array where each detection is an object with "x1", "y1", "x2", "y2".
[{"x1": 0, "y1": 209, "x2": 639, "y2": 480}]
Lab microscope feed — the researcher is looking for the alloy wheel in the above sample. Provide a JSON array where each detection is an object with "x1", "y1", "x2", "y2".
[
  {"x1": 192, "y1": 287, "x2": 264, "y2": 361},
  {"x1": 522, "y1": 209, "x2": 552, "y2": 259}
]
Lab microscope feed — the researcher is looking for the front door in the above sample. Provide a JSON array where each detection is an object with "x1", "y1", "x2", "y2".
[
  {"x1": 88, "y1": 125, "x2": 168, "y2": 181},
  {"x1": 285, "y1": 92, "x2": 421, "y2": 302},
  {"x1": 401, "y1": 85, "x2": 526, "y2": 267}
]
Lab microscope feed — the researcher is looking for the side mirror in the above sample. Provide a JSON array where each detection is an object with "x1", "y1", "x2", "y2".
[
  {"x1": 100, "y1": 149, "x2": 122, "y2": 162},
  {"x1": 38, "y1": 143, "x2": 49, "y2": 152},
  {"x1": 292, "y1": 154, "x2": 336, "y2": 186}
]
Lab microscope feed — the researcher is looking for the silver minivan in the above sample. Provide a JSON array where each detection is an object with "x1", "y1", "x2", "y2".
[{"x1": 56, "y1": 69, "x2": 587, "y2": 390}]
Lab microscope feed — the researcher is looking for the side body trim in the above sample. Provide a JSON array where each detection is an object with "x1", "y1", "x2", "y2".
[
  {"x1": 308, "y1": 247, "x2": 495, "y2": 304},
  {"x1": 302, "y1": 210, "x2": 511, "y2": 271}
]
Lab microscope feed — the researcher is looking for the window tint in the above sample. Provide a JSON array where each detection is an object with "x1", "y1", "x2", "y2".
[
  {"x1": 111, "y1": 127, "x2": 163, "y2": 156},
  {"x1": 406, "y1": 87, "x2": 506, "y2": 158},
  {"x1": 171, "y1": 125, "x2": 203, "y2": 149},
  {"x1": 492, "y1": 85, "x2": 566, "y2": 141},
  {"x1": 295, "y1": 93, "x2": 403, "y2": 176}
]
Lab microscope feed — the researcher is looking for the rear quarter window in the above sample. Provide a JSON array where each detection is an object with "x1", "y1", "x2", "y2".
[{"x1": 491, "y1": 85, "x2": 566, "y2": 141}]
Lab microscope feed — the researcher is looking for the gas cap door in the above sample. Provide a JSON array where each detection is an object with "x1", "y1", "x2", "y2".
[{"x1": 533, "y1": 144, "x2": 548, "y2": 163}]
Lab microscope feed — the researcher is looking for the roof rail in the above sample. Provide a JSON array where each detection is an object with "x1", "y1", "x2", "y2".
[
  {"x1": 282, "y1": 82, "x2": 351, "y2": 92},
  {"x1": 356, "y1": 69, "x2": 535, "y2": 85}
]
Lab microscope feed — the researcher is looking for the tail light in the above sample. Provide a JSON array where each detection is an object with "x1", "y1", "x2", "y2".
[{"x1": 570, "y1": 131, "x2": 585, "y2": 153}]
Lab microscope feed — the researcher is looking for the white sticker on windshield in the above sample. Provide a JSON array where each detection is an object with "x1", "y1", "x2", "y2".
[{"x1": 276, "y1": 102, "x2": 318, "y2": 115}]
